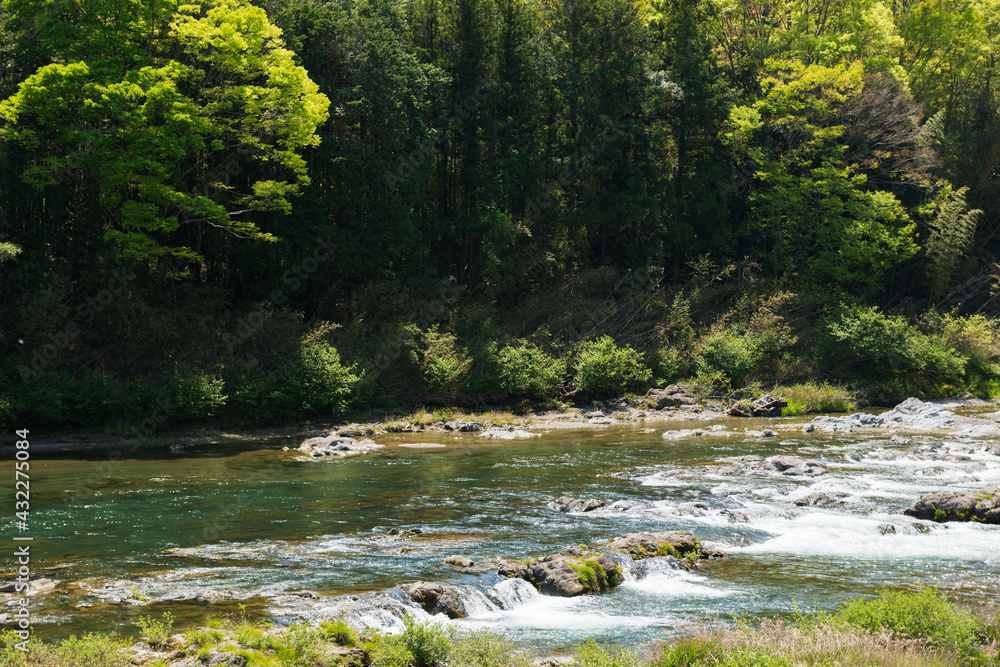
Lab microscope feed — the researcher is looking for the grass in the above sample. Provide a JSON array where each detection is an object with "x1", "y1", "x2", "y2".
[
  {"x1": 1, "y1": 591, "x2": 996, "y2": 667},
  {"x1": 775, "y1": 381, "x2": 855, "y2": 414}
]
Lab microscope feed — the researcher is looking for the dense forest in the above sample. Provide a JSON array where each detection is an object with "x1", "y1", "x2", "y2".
[{"x1": 1, "y1": 0, "x2": 999, "y2": 432}]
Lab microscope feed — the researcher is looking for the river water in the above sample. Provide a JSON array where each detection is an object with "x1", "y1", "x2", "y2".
[{"x1": 5, "y1": 418, "x2": 1000, "y2": 651}]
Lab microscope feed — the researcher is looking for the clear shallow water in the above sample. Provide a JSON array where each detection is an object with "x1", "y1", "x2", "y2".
[{"x1": 4, "y1": 422, "x2": 1000, "y2": 651}]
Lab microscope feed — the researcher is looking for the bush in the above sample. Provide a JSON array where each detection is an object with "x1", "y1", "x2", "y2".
[
  {"x1": 448, "y1": 630, "x2": 532, "y2": 667},
  {"x1": 572, "y1": 638, "x2": 638, "y2": 667},
  {"x1": 496, "y1": 342, "x2": 566, "y2": 399},
  {"x1": 421, "y1": 327, "x2": 471, "y2": 396},
  {"x1": 401, "y1": 617, "x2": 452, "y2": 667},
  {"x1": 832, "y1": 589, "x2": 986, "y2": 657},
  {"x1": 776, "y1": 382, "x2": 855, "y2": 413},
  {"x1": 574, "y1": 336, "x2": 651, "y2": 395},
  {"x1": 169, "y1": 365, "x2": 227, "y2": 422},
  {"x1": 137, "y1": 611, "x2": 174, "y2": 650},
  {"x1": 321, "y1": 615, "x2": 359, "y2": 646},
  {"x1": 297, "y1": 342, "x2": 361, "y2": 414},
  {"x1": 823, "y1": 305, "x2": 967, "y2": 388}
]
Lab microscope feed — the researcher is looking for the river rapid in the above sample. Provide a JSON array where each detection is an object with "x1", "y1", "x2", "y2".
[{"x1": 4, "y1": 417, "x2": 1000, "y2": 652}]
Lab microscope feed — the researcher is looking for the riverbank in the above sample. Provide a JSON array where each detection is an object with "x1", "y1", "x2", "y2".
[{"x1": 1, "y1": 589, "x2": 997, "y2": 667}]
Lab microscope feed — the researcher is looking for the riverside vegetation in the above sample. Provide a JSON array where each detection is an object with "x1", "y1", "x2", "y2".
[
  {"x1": 4, "y1": 0, "x2": 1000, "y2": 433},
  {"x1": 0, "y1": 590, "x2": 997, "y2": 667}
]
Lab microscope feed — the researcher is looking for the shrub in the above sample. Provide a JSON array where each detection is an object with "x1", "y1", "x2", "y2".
[
  {"x1": 401, "y1": 617, "x2": 452, "y2": 667},
  {"x1": 448, "y1": 630, "x2": 532, "y2": 667},
  {"x1": 169, "y1": 365, "x2": 227, "y2": 422},
  {"x1": 321, "y1": 615, "x2": 359, "y2": 646},
  {"x1": 776, "y1": 382, "x2": 855, "y2": 413},
  {"x1": 137, "y1": 611, "x2": 174, "y2": 650},
  {"x1": 371, "y1": 635, "x2": 417, "y2": 667},
  {"x1": 572, "y1": 638, "x2": 638, "y2": 667},
  {"x1": 421, "y1": 327, "x2": 471, "y2": 395},
  {"x1": 297, "y1": 342, "x2": 361, "y2": 415},
  {"x1": 823, "y1": 305, "x2": 967, "y2": 387},
  {"x1": 574, "y1": 336, "x2": 651, "y2": 395},
  {"x1": 696, "y1": 330, "x2": 761, "y2": 385},
  {"x1": 832, "y1": 589, "x2": 986, "y2": 656},
  {"x1": 496, "y1": 342, "x2": 566, "y2": 399}
]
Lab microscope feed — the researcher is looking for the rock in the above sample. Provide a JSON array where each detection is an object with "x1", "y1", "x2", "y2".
[
  {"x1": 646, "y1": 385, "x2": 698, "y2": 410},
  {"x1": 903, "y1": 485, "x2": 1000, "y2": 524},
  {"x1": 811, "y1": 398, "x2": 1000, "y2": 437},
  {"x1": 552, "y1": 496, "x2": 606, "y2": 513},
  {"x1": 0, "y1": 614, "x2": 11, "y2": 624},
  {"x1": 207, "y1": 649, "x2": 248, "y2": 667},
  {"x1": 728, "y1": 395, "x2": 788, "y2": 418},
  {"x1": 720, "y1": 509, "x2": 749, "y2": 523},
  {"x1": 298, "y1": 435, "x2": 383, "y2": 458},
  {"x1": 761, "y1": 429, "x2": 779, "y2": 438},
  {"x1": 528, "y1": 559, "x2": 585, "y2": 597},
  {"x1": 765, "y1": 455, "x2": 827, "y2": 477},
  {"x1": 794, "y1": 493, "x2": 839, "y2": 507},
  {"x1": 661, "y1": 428, "x2": 729, "y2": 440},
  {"x1": 496, "y1": 558, "x2": 530, "y2": 580},
  {"x1": 400, "y1": 582, "x2": 467, "y2": 618},
  {"x1": 584, "y1": 411, "x2": 606, "y2": 418},
  {"x1": 0, "y1": 577, "x2": 59, "y2": 595},
  {"x1": 607, "y1": 531, "x2": 703, "y2": 560},
  {"x1": 587, "y1": 417, "x2": 615, "y2": 425},
  {"x1": 801, "y1": 423, "x2": 816, "y2": 433},
  {"x1": 535, "y1": 657, "x2": 574, "y2": 667},
  {"x1": 877, "y1": 524, "x2": 896, "y2": 535},
  {"x1": 478, "y1": 429, "x2": 539, "y2": 440},
  {"x1": 443, "y1": 555, "x2": 474, "y2": 567},
  {"x1": 444, "y1": 421, "x2": 484, "y2": 432}
]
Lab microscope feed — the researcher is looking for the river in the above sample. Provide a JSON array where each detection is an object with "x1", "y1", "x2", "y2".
[{"x1": 5, "y1": 418, "x2": 1000, "y2": 652}]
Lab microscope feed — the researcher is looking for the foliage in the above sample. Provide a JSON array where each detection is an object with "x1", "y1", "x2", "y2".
[
  {"x1": 169, "y1": 366, "x2": 227, "y2": 422},
  {"x1": 320, "y1": 615, "x2": 359, "y2": 647},
  {"x1": 496, "y1": 342, "x2": 566, "y2": 399},
  {"x1": 924, "y1": 187, "x2": 984, "y2": 301},
  {"x1": 572, "y1": 638, "x2": 639, "y2": 667},
  {"x1": 137, "y1": 611, "x2": 175, "y2": 650},
  {"x1": 574, "y1": 336, "x2": 652, "y2": 395},
  {"x1": 776, "y1": 382, "x2": 855, "y2": 413},
  {"x1": 831, "y1": 589, "x2": 987, "y2": 657},
  {"x1": 447, "y1": 630, "x2": 533, "y2": 667}
]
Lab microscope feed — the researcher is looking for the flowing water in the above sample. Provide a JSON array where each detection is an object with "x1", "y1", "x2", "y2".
[{"x1": 5, "y1": 419, "x2": 1000, "y2": 652}]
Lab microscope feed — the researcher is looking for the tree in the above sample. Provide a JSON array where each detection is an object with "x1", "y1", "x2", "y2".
[{"x1": 0, "y1": 0, "x2": 330, "y2": 272}]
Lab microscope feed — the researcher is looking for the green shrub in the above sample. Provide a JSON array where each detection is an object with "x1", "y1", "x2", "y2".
[
  {"x1": 137, "y1": 611, "x2": 174, "y2": 650},
  {"x1": 170, "y1": 365, "x2": 227, "y2": 422},
  {"x1": 421, "y1": 327, "x2": 471, "y2": 395},
  {"x1": 653, "y1": 347, "x2": 691, "y2": 384},
  {"x1": 371, "y1": 635, "x2": 417, "y2": 667},
  {"x1": 496, "y1": 342, "x2": 566, "y2": 398},
  {"x1": 574, "y1": 336, "x2": 651, "y2": 395},
  {"x1": 448, "y1": 630, "x2": 532, "y2": 667},
  {"x1": 696, "y1": 330, "x2": 761, "y2": 385},
  {"x1": 401, "y1": 617, "x2": 451, "y2": 667},
  {"x1": 776, "y1": 382, "x2": 855, "y2": 413},
  {"x1": 780, "y1": 400, "x2": 807, "y2": 416},
  {"x1": 297, "y1": 342, "x2": 361, "y2": 414},
  {"x1": 321, "y1": 615, "x2": 359, "y2": 646},
  {"x1": 650, "y1": 638, "x2": 720, "y2": 667},
  {"x1": 572, "y1": 638, "x2": 638, "y2": 667},
  {"x1": 832, "y1": 589, "x2": 986, "y2": 656},
  {"x1": 687, "y1": 369, "x2": 731, "y2": 399},
  {"x1": 823, "y1": 305, "x2": 967, "y2": 387}
]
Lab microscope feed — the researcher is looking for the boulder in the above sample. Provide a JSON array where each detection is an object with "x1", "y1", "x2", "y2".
[
  {"x1": 728, "y1": 395, "x2": 788, "y2": 418},
  {"x1": 400, "y1": 581, "x2": 467, "y2": 618},
  {"x1": 207, "y1": 649, "x2": 248, "y2": 667},
  {"x1": 0, "y1": 578, "x2": 59, "y2": 595},
  {"x1": 527, "y1": 553, "x2": 622, "y2": 597},
  {"x1": 810, "y1": 398, "x2": 1000, "y2": 437},
  {"x1": 607, "y1": 531, "x2": 702, "y2": 560},
  {"x1": 903, "y1": 486, "x2": 1000, "y2": 524},
  {"x1": 443, "y1": 555, "x2": 474, "y2": 567},
  {"x1": 444, "y1": 421, "x2": 484, "y2": 432},
  {"x1": 527, "y1": 559, "x2": 585, "y2": 597},
  {"x1": 478, "y1": 429, "x2": 539, "y2": 440},
  {"x1": 496, "y1": 558, "x2": 530, "y2": 580},
  {"x1": 765, "y1": 456, "x2": 827, "y2": 477},
  {"x1": 552, "y1": 496, "x2": 606, "y2": 513},
  {"x1": 794, "y1": 493, "x2": 839, "y2": 507},
  {"x1": 647, "y1": 384, "x2": 698, "y2": 409},
  {"x1": 298, "y1": 435, "x2": 383, "y2": 458}
]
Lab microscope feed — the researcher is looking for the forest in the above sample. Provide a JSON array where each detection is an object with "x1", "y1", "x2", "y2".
[{"x1": 2, "y1": 0, "x2": 1000, "y2": 431}]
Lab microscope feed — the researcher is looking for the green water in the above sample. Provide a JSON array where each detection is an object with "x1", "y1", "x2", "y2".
[{"x1": 4, "y1": 423, "x2": 1000, "y2": 650}]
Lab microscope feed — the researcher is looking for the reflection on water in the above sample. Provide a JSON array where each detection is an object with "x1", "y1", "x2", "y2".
[{"x1": 4, "y1": 422, "x2": 1000, "y2": 650}]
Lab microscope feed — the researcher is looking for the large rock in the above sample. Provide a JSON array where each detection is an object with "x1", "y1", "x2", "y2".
[
  {"x1": 0, "y1": 578, "x2": 59, "y2": 595},
  {"x1": 647, "y1": 384, "x2": 697, "y2": 410},
  {"x1": 478, "y1": 429, "x2": 539, "y2": 440},
  {"x1": 527, "y1": 553, "x2": 622, "y2": 597},
  {"x1": 810, "y1": 398, "x2": 1000, "y2": 437},
  {"x1": 903, "y1": 486, "x2": 1000, "y2": 524},
  {"x1": 728, "y1": 395, "x2": 788, "y2": 418},
  {"x1": 400, "y1": 582, "x2": 467, "y2": 618},
  {"x1": 765, "y1": 455, "x2": 828, "y2": 477},
  {"x1": 298, "y1": 435, "x2": 383, "y2": 458},
  {"x1": 607, "y1": 531, "x2": 702, "y2": 560},
  {"x1": 552, "y1": 496, "x2": 606, "y2": 513}
]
